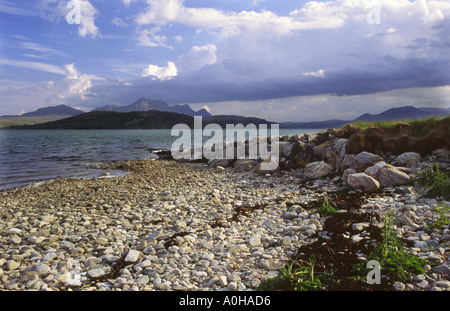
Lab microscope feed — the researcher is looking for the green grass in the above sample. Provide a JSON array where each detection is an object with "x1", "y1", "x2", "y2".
[
  {"x1": 428, "y1": 203, "x2": 450, "y2": 230},
  {"x1": 353, "y1": 213, "x2": 427, "y2": 283},
  {"x1": 414, "y1": 163, "x2": 450, "y2": 200},
  {"x1": 257, "y1": 257, "x2": 328, "y2": 291},
  {"x1": 348, "y1": 115, "x2": 449, "y2": 138},
  {"x1": 317, "y1": 196, "x2": 338, "y2": 216}
]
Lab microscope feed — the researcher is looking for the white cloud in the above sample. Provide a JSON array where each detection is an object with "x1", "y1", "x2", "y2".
[
  {"x1": 0, "y1": 64, "x2": 97, "y2": 114},
  {"x1": 178, "y1": 44, "x2": 217, "y2": 74},
  {"x1": 141, "y1": 61, "x2": 178, "y2": 80},
  {"x1": 0, "y1": 58, "x2": 66, "y2": 75},
  {"x1": 303, "y1": 69, "x2": 325, "y2": 78},
  {"x1": 52, "y1": 63, "x2": 94, "y2": 100},
  {"x1": 39, "y1": 0, "x2": 100, "y2": 39},
  {"x1": 122, "y1": 0, "x2": 137, "y2": 6},
  {"x1": 112, "y1": 17, "x2": 129, "y2": 27},
  {"x1": 135, "y1": 0, "x2": 345, "y2": 38},
  {"x1": 77, "y1": 0, "x2": 100, "y2": 39},
  {"x1": 137, "y1": 27, "x2": 172, "y2": 48}
]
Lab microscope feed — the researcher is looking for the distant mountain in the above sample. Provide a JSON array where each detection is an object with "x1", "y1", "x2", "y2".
[
  {"x1": 1, "y1": 104, "x2": 84, "y2": 118},
  {"x1": 93, "y1": 98, "x2": 212, "y2": 118},
  {"x1": 279, "y1": 106, "x2": 450, "y2": 129},
  {"x1": 0, "y1": 105, "x2": 86, "y2": 128},
  {"x1": 354, "y1": 106, "x2": 449, "y2": 122},
  {"x1": 18, "y1": 111, "x2": 196, "y2": 130},
  {"x1": 15, "y1": 111, "x2": 275, "y2": 130}
]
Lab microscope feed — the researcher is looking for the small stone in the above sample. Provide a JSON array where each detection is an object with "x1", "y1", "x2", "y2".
[
  {"x1": 201, "y1": 253, "x2": 215, "y2": 261},
  {"x1": 218, "y1": 275, "x2": 228, "y2": 287},
  {"x1": 4, "y1": 228, "x2": 22, "y2": 235},
  {"x1": 9, "y1": 236, "x2": 22, "y2": 244},
  {"x1": 147, "y1": 231, "x2": 161, "y2": 243},
  {"x1": 28, "y1": 263, "x2": 51, "y2": 276},
  {"x1": 249, "y1": 235, "x2": 261, "y2": 247},
  {"x1": 95, "y1": 237, "x2": 109, "y2": 245},
  {"x1": 394, "y1": 282, "x2": 406, "y2": 291},
  {"x1": 41, "y1": 252, "x2": 57, "y2": 262},
  {"x1": 352, "y1": 223, "x2": 370, "y2": 231},
  {"x1": 158, "y1": 281, "x2": 172, "y2": 290},
  {"x1": 432, "y1": 264, "x2": 450, "y2": 277},
  {"x1": 395, "y1": 215, "x2": 415, "y2": 227},
  {"x1": 283, "y1": 212, "x2": 297, "y2": 220},
  {"x1": 280, "y1": 236, "x2": 292, "y2": 246},
  {"x1": 124, "y1": 250, "x2": 140, "y2": 263},
  {"x1": 136, "y1": 275, "x2": 150, "y2": 285},
  {"x1": 5, "y1": 260, "x2": 20, "y2": 271},
  {"x1": 87, "y1": 269, "x2": 106, "y2": 280},
  {"x1": 228, "y1": 273, "x2": 241, "y2": 283},
  {"x1": 432, "y1": 280, "x2": 450, "y2": 289},
  {"x1": 351, "y1": 234, "x2": 364, "y2": 243},
  {"x1": 227, "y1": 282, "x2": 238, "y2": 291}
]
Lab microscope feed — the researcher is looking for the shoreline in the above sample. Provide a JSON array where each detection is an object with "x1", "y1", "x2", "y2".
[{"x1": 1, "y1": 154, "x2": 449, "y2": 291}]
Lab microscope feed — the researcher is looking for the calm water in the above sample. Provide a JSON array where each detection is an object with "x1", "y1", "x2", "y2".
[{"x1": 0, "y1": 128, "x2": 319, "y2": 190}]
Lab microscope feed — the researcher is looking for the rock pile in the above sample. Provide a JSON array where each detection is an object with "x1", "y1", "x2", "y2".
[{"x1": 206, "y1": 128, "x2": 449, "y2": 195}]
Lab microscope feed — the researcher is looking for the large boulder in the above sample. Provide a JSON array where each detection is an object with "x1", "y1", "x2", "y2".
[
  {"x1": 364, "y1": 161, "x2": 412, "y2": 187},
  {"x1": 345, "y1": 134, "x2": 367, "y2": 154},
  {"x1": 347, "y1": 173, "x2": 380, "y2": 192},
  {"x1": 290, "y1": 141, "x2": 315, "y2": 167},
  {"x1": 393, "y1": 152, "x2": 420, "y2": 167},
  {"x1": 304, "y1": 161, "x2": 333, "y2": 180},
  {"x1": 354, "y1": 151, "x2": 384, "y2": 172}
]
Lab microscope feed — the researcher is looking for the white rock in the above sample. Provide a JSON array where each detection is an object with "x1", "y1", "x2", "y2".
[
  {"x1": 124, "y1": 250, "x2": 140, "y2": 263},
  {"x1": 347, "y1": 173, "x2": 380, "y2": 192},
  {"x1": 4, "y1": 228, "x2": 22, "y2": 236},
  {"x1": 248, "y1": 235, "x2": 261, "y2": 247}
]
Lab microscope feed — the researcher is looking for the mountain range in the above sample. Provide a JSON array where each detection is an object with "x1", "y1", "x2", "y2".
[
  {"x1": 92, "y1": 98, "x2": 212, "y2": 118},
  {"x1": 2, "y1": 100, "x2": 449, "y2": 130},
  {"x1": 280, "y1": 106, "x2": 450, "y2": 129}
]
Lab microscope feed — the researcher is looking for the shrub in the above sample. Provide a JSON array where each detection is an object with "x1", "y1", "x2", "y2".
[
  {"x1": 354, "y1": 213, "x2": 427, "y2": 283},
  {"x1": 415, "y1": 163, "x2": 450, "y2": 199}
]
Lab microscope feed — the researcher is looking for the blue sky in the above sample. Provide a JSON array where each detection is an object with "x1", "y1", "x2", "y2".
[{"x1": 1, "y1": 0, "x2": 450, "y2": 121}]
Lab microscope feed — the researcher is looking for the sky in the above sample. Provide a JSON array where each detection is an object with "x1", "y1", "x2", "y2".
[{"x1": 0, "y1": 0, "x2": 450, "y2": 122}]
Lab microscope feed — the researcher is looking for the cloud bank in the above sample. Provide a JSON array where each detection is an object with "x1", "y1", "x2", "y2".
[{"x1": 2, "y1": 0, "x2": 449, "y2": 121}]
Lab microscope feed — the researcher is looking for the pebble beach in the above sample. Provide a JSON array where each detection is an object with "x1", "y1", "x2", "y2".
[{"x1": 1, "y1": 152, "x2": 449, "y2": 291}]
